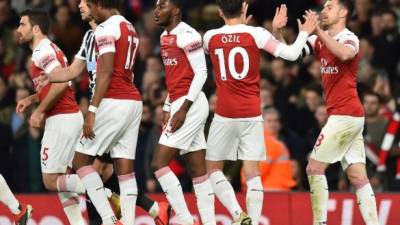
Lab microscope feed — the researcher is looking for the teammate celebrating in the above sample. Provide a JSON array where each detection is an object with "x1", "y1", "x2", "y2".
[
  {"x1": 295, "y1": 1, "x2": 380, "y2": 224},
  {"x1": 71, "y1": 0, "x2": 143, "y2": 224},
  {"x1": 16, "y1": 9, "x2": 86, "y2": 225},
  {"x1": 42, "y1": 1, "x2": 171, "y2": 224},
  {"x1": 152, "y1": 0, "x2": 215, "y2": 225},
  {"x1": 0, "y1": 174, "x2": 32, "y2": 225},
  {"x1": 203, "y1": 1, "x2": 317, "y2": 224}
]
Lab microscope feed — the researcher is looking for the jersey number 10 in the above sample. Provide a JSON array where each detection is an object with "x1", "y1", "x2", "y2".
[
  {"x1": 215, "y1": 47, "x2": 250, "y2": 81},
  {"x1": 125, "y1": 35, "x2": 139, "y2": 70}
]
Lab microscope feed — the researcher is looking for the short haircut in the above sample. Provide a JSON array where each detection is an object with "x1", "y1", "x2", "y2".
[
  {"x1": 20, "y1": 9, "x2": 50, "y2": 35},
  {"x1": 380, "y1": 8, "x2": 398, "y2": 20},
  {"x1": 87, "y1": 0, "x2": 121, "y2": 9},
  {"x1": 262, "y1": 106, "x2": 280, "y2": 116},
  {"x1": 338, "y1": 0, "x2": 354, "y2": 20},
  {"x1": 216, "y1": 0, "x2": 243, "y2": 19},
  {"x1": 364, "y1": 92, "x2": 382, "y2": 103}
]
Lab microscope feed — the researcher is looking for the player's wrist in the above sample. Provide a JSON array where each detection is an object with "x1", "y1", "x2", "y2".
[{"x1": 88, "y1": 105, "x2": 97, "y2": 114}]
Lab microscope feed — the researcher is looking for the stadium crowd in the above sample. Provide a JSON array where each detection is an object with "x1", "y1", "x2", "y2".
[{"x1": 1, "y1": 0, "x2": 400, "y2": 194}]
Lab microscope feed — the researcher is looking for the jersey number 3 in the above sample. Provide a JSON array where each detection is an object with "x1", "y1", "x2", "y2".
[
  {"x1": 215, "y1": 47, "x2": 249, "y2": 81},
  {"x1": 125, "y1": 35, "x2": 139, "y2": 70}
]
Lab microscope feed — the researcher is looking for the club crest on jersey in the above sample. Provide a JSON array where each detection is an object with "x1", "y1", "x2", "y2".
[{"x1": 320, "y1": 58, "x2": 339, "y2": 74}]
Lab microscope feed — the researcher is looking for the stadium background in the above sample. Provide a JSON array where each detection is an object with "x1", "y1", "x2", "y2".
[{"x1": 0, "y1": 0, "x2": 400, "y2": 224}]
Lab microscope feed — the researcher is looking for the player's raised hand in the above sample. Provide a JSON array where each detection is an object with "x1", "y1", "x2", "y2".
[
  {"x1": 272, "y1": 4, "x2": 288, "y2": 30},
  {"x1": 298, "y1": 10, "x2": 318, "y2": 34},
  {"x1": 29, "y1": 109, "x2": 45, "y2": 128},
  {"x1": 16, "y1": 97, "x2": 32, "y2": 113},
  {"x1": 240, "y1": 1, "x2": 253, "y2": 25},
  {"x1": 83, "y1": 112, "x2": 96, "y2": 139}
]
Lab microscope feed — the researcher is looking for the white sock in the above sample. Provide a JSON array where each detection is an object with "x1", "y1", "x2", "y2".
[
  {"x1": 356, "y1": 183, "x2": 379, "y2": 225},
  {"x1": 246, "y1": 176, "x2": 263, "y2": 225},
  {"x1": 149, "y1": 202, "x2": 160, "y2": 218},
  {"x1": 209, "y1": 170, "x2": 242, "y2": 220},
  {"x1": 193, "y1": 175, "x2": 216, "y2": 225},
  {"x1": 57, "y1": 174, "x2": 86, "y2": 194},
  {"x1": 58, "y1": 192, "x2": 86, "y2": 225},
  {"x1": 77, "y1": 166, "x2": 116, "y2": 225},
  {"x1": 118, "y1": 173, "x2": 138, "y2": 225},
  {"x1": 308, "y1": 175, "x2": 328, "y2": 225},
  {"x1": 155, "y1": 167, "x2": 194, "y2": 225},
  {"x1": 0, "y1": 174, "x2": 20, "y2": 214}
]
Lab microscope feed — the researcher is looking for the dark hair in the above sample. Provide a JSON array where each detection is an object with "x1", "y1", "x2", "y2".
[
  {"x1": 304, "y1": 83, "x2": 323, "y2": 96},
  {"x1": 338, "y1": 0, "x2": 354, "y2": 20},
  {"x1": 216, "y1": 0, "x2": 243, "y2": 19},
  {"x1": 364, "y1": 91, "x2": 382, "y2": 103},
  {"x1": 20, "y1": 9, "x2": 50, "y2": 35},
  {"x1": 169, "y1": 0, "x2": 183, "y2": 9},
  {"x1": 380, "y1": 8, "x2": 398, "y2": 20},
  {"x1": 87, "y1": 0, "x2": 121, "y2": 9}
]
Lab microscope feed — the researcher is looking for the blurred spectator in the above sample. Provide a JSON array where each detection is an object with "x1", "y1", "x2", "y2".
[
  {"x1": 371, "y1": 9, "x2": 400, "y2": 97},
  {"x1": 50, "y1": 3, "x2": 84, "y2": 60},
  {"x1": 242, "y1": 106, "x2": 296, "y2": 191},
  {"x1": 363, "y1": 92, "x2": 389, "y2": 191}
]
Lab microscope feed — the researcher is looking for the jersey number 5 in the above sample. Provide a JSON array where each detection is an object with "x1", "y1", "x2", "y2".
[
  {"x1": 125, "y1": 35, "x2": 139, "y2": 70},
  {"x1": 215, "y1": 47, "x2": 249, "y2": 81}
]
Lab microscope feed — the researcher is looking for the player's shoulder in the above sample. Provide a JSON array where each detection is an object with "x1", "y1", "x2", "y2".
[
  {"x1": 95, "y1": 15, "x2": 127, "y2": 34},
  {"x1": 177, "y1": 22, "x2": 201, "y2": 39},
  {"x1": 337, "y1": 28, "x2": 359, "y2": 42},
  {"x1": 175, "y1": 22, "x2": 202, "y2": 47},
  {"x1": 32, "y1": 39, "x2": 54, "y2": 61}
]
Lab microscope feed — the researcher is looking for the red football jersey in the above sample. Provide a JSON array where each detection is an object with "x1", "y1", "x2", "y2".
[
  {"x1": 204, "y1": 24, "x2": 280, "y2": 118},
  {"x1": 308, "y1": 29, "x2": 364, "y2": 117},
  {"x1": 94, "y1": 15, "x2": 141, "y2": 101},
  {"x1": 31, "y1": 38, "x2": 79, "y2": 117},
  {"x1": 160, "y1": 22, "x2": 204, "y2": 103}
]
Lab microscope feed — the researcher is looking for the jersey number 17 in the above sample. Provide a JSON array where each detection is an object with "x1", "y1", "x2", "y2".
[{"x1": 125, "y1": 35, "x2": 139, "y2": 70}]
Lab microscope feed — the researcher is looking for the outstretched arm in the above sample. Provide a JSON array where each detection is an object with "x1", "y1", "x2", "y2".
[{"x1": 46, "y1": 58, "x2": 86, "y2": 82}]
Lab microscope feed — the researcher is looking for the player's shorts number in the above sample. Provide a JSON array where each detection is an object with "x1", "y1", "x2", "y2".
[
  {"x1": 42, "y1": 147, "x2": 49, "y2": 161},
  {"x1": 315, "y1": 134, "x2": 325, "y2": 147},
  {"x1": 215, "y1": 47, "x2": 250, "y2": 80}
]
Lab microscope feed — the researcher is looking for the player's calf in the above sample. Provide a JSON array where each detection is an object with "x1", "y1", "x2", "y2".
[
  {"x1": 306, "y1": 159, "x2": 329, "y2": 225},
  {"x1": 243, "y1": 161, "x2": 263, "y2": 225},
  {"x1": 346, "y1": 163, "x2": 380, "y2": 225}
]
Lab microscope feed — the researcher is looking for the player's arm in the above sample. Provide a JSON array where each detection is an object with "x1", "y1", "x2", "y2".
[
  {"x1": 257, "y1": 13, "x2": 318, "y2": 61},
  {"x1": 16, "y1": 93, "x2": 39, "y2": 113},
  {"x1": 316, "y1": 27, "x2": 357, "y2": 61},
  {"x1": 30, "y1": 61, "x2": 70, "y2": 128},
  {"x1": 36, "y1": 82, "x2": 69, "y2": 113},
  {"x1": 169, "y1": 34, "x2": 207, "y2": 133},
  {"x1": 271, "y1": 4, "x2": 288, "y2": 43},
  {"x1": 46, "y1": 58, "x2": 86, "y2": 82},
  {"x1": 46, "y1": 30, "x2": 92, "y2": 82}
]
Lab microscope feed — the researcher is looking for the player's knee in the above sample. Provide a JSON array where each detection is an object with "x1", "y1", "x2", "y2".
[
  {"x1": 189, "y1": 166, "x2": 206, "y2": 178},
  {"x1": 151, "y1": 159, "x2": 163, "y2": 173},
  {"x1": 347, "y1": 173, "x2": 369, "y2": 189},
  {"x1": 306, "y1": 161, "x2": 326, "y2": 175},
  {"x1": 42, "y1": 175, "x2": 58, "y2": 191}
]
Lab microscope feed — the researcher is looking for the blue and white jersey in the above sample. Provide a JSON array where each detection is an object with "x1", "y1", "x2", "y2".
[{"x1": 75, "y1": 29, "x2": 96, "y2": 100}]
